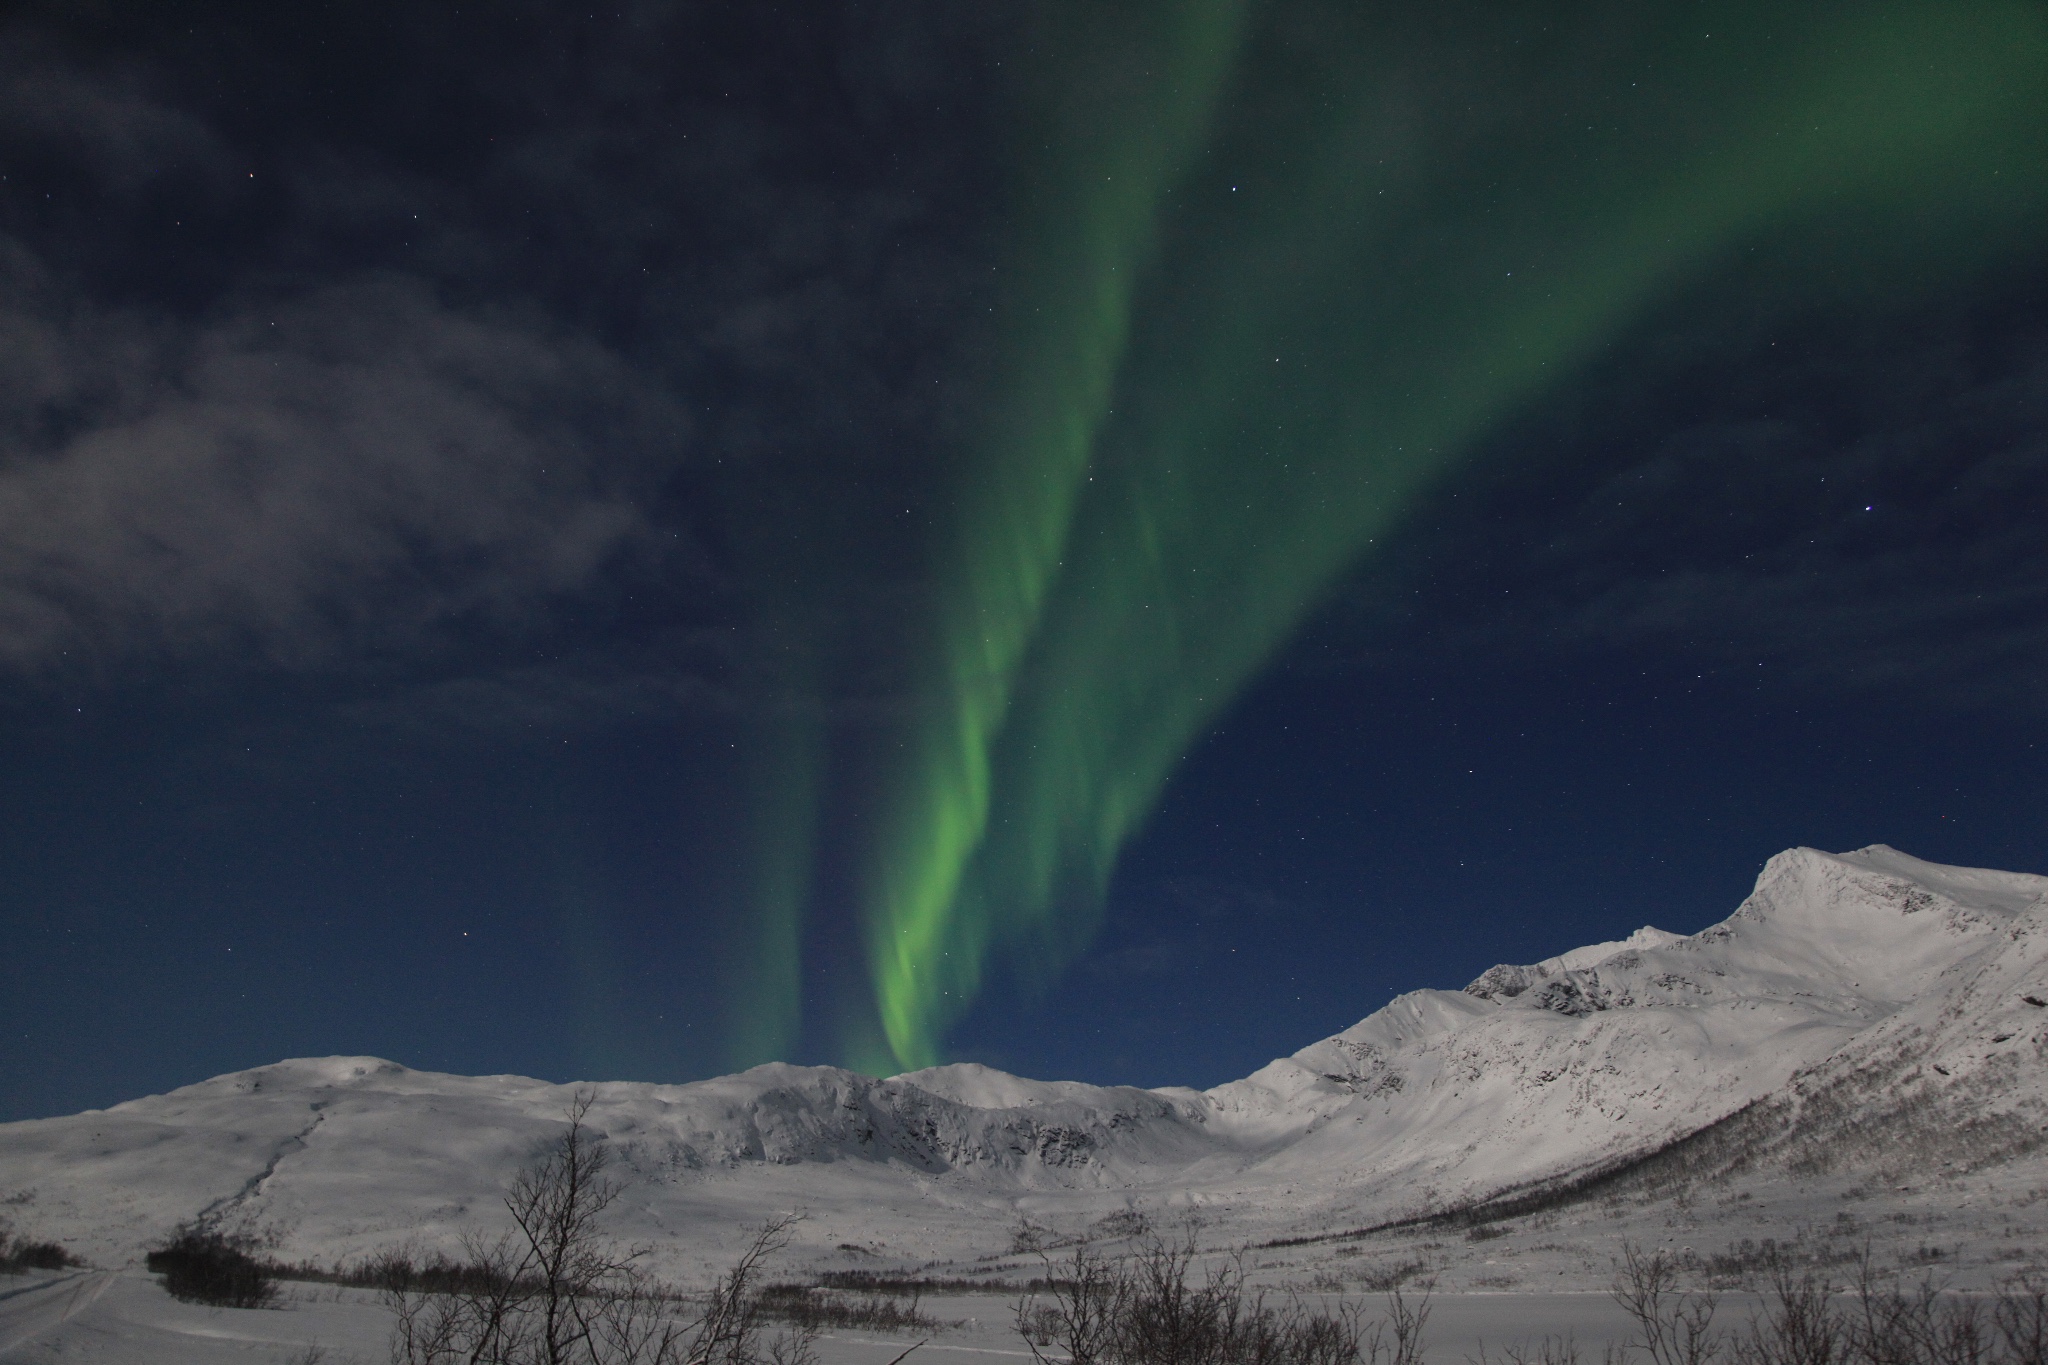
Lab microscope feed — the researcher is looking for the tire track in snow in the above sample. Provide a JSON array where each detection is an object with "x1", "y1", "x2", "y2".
[{"x1": 0, "y1": 1270, "x2": 115, "y2": 1354}]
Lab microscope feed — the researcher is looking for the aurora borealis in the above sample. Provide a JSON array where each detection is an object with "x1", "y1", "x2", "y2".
[
  {"x1": 1, "y1": 0, "x2": 2045, "y2": 1117},
  {"x1": 852, "y1": 1, "x2": 2046, "y2": 1070}
]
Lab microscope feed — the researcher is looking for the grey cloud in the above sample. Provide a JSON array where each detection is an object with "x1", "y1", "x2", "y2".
[
  {"x1": 1076, "y1": 880, "x2": 1310, "y2": 981},
  {"x1": 335, "y1": 632, "x2": 759, "y2": 738},
  {"x1": 1309, "y1": 301, "x2": 2048, "y2": 713},
  {"x1": 1080, "y1": 937, "x2": 1200, "y2": 981},
  {"x1": 1155, "y1": 877, "x2": 1308, "y2": 926},
  {"x1": 1530, "y1": 362, "x2": 2048, "y2": 708},
  {"x1": 0, "y1": 3, "x2": 993, "y2": 706},
  {"x1": 0, "y1": 263, "x2": 689, "y2": 674},
  {"x1": 339, "y1": 586, "x2": 942, "y2": 739},
  {"x1": 340, "y1": 659, "x2": 731, "y2": 739},
  {"x1": 0, "y1": 33, "x2": 235, "y2": 196}
]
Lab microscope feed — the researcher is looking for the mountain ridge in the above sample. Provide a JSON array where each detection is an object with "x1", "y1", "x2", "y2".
[{"x1": 4, "y1": 843, "x2": 2044, "y2": 1275}]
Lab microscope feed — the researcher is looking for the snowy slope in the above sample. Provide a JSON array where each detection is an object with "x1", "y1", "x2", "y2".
[
  {"x1": 1193, "y1": 845, "x2": 2048, "y2": 1217},
  {"x1": 3, "y1": 845, "x2": 2043, "y2": 1274},
  {"x1": 0, "y1": 1057, "x2": 1229, "y2": 1272},
  {"x1": 1569, "y1": 850, "x2": 2048, "y2": 1202}
]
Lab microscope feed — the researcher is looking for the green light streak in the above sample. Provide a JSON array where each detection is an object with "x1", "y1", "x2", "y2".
[
  {"x1": 860, "y1": 0, "x2": 1253, "y2": 1070},
  {"x1": 721, "y1": 708, "x2": 821, "y2": 1069},
  {"x1": 856, "y1": 0, "x2": 2047, "y2": 1071}
]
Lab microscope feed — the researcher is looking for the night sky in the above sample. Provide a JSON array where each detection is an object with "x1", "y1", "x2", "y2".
[{"x1": 2, "y1": 1, "x2": 2044, "y2": 1122}]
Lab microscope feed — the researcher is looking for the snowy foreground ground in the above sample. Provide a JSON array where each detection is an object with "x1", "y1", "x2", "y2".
[
  {"x1": 0, "y1": 1268, "x2": 1715, "y2": 1365},
  {"x1": 3, "y1": 844, "x2": 2045, "y2": 1360}
]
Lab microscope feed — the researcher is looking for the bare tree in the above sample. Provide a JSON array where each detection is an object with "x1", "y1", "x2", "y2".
[
  {"x1": 1729, "y1": 1258, "x2": 1849, "y2": 1365},
  {"x1": 1375, "y1": 1279, "x2": 1433, "y2": 1365},
  {"x1": 1614, "y1": 1242, "x2": 1722, "y2": 1365},
  {"x1": 1994, "y1": 1277, "x2": 2048, "y2": 1365},
  {"x1": 684, "y1": 1215, "x2": 815, "y2": 1365},
  {"x1": 507, "y1": 1094, "x2": 633, "y2": 1365},
  {"x1": 1017, "y1": 1239, "x2": 1129, "y2": 1365},
  {"x1": 386, "y1": 1094, "x2": 815, "y2": 1365}
]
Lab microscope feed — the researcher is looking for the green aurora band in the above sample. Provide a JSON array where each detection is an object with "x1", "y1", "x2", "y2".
[{"x1": 851, "y1": 0, "x2": 2047, "y2": 1072}]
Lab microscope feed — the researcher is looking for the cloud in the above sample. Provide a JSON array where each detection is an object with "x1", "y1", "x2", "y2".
[
  {"x1": 1079, "y1": 937, "x2": 1201, "y2": 981},
  {"x1": 1153, "y1": 876, "x2": 1308, "y2": 926},
  {"x1": 1304, "y1": 285, "x2": 2048, "y2": 714},
  {"x1": 0, "y1": 22, "x2": 721, "y2": 683},
  {"x1": 0, "y1": 263, "x2": 686, "y2": 674},
  {"x1": 1077, "y1": 878, "x2": 1312, "y2": 981},
  {"x1": 1527, "y1": 343, "x2": 2048, "y2": 707},
  {"x1": 0, "y1": 30, "x2": 234, "y2": 198},
  {"x1": 0, "y1": 3, "x2": 996, "y2": 711},
  {"x1": 334, "y1": 630, "x2": 760, "y2": 738}
]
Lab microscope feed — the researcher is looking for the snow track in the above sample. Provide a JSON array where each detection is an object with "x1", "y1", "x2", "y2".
[{"x1": 0, "y1": 1270, "x2": 115, "y2": 1355}]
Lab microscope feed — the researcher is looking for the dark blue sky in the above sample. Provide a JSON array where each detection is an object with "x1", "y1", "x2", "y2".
[{"x1": 1, "y1": 1, "x2": 2043, "y2": 1121}]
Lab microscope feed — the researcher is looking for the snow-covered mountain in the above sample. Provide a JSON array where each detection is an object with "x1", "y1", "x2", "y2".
[{"x1": 3, "y1": 844, "x2": 2045, "y2": 1278}]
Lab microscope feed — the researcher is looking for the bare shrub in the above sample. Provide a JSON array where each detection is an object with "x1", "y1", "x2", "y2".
[
  {"x1": 755, "y1": 1283, "x2": 937, "y2": 1333},
  {"x1": 810, "y1": 1270, "x2": 1026, "y2": 1295},
  {"x1": 1840, "y1": 1256, "x2": 2048, "y2": 1365},
  {"x1": 1472, "y1": 1335, "x2": 1610, "y2": 1365},
  {"x1": 348, "y1": 1245, "x2": 515, "y2": 1296},
  {"x1": 0, "y1": 1221, "x2": 82, "y2": 1272},
  {"x1": 1012, "y1": 1232, "x2": 1421, "y2": 1365},
  {"x1": 146, "y1": 1225, "x2": 279, "y2": 1308},
  {"x1": 1018, "y1": 1301, "x2": 1066, "y2": 1349},
  {"x1": 1095, "y1": 1210, "x2": 1151, "y2": 1241},
  {"x1": 1356, "y1": 1260, "x2": 1431, "y2": 1294},
  {"x1": 1612, "y1": 1243, "x2": 2047, "y2": 1365},
  {"x1": 1012, "y1": 1221, "x2": 1054, "y2": 1255},
  {"x1": 1729, "y1": 1259, "x2": 1848, "y2": 1365}
]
